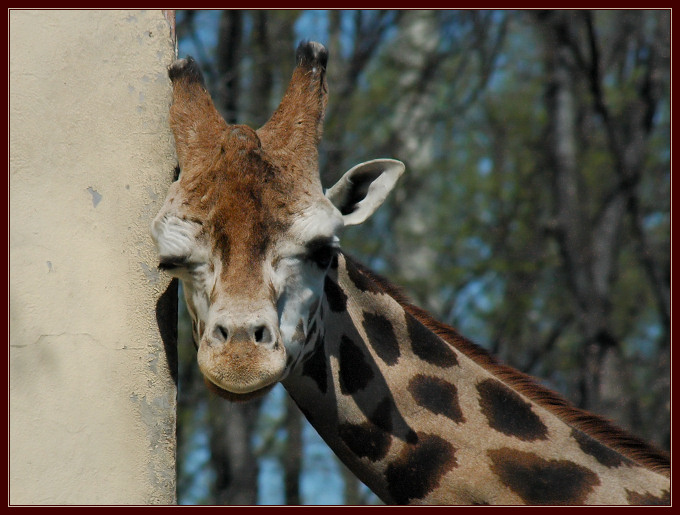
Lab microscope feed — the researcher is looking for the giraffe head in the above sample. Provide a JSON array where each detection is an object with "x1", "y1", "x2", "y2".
[{"x1": 152, "y1": 42, "x2": 404, "y2": 400}]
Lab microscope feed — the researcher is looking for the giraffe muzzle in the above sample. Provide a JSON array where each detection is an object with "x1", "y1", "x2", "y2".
[{"x1": 197, "y1": 319, "x2": 286, "y2": 395}]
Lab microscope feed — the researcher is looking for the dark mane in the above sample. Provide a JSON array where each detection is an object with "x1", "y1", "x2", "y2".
[{"x1": 346, "y1": 255, "x2": 670, "y2": 477}]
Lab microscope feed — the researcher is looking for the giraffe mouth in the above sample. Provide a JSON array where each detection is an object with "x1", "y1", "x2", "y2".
[
  {"x1": 203, "y1": 376, "x2": 276, "y2": 402},
  {"x1": 196, "y1": 332, "x2": 287, "y2": 400}
]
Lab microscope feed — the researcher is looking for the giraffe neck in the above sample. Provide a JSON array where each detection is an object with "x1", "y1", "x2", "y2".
[{"x1": 282, "y1": 253, "x2": 670, "y2": 505}]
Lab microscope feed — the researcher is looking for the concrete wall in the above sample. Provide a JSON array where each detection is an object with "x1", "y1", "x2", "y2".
[{"x1": 10, "y1": 10, "x2": 178, "y2": 504}]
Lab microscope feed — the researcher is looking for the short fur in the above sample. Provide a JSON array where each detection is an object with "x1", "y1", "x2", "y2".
[{"x1": 346, "y1": 256, "x2": 670, "y2": 477}]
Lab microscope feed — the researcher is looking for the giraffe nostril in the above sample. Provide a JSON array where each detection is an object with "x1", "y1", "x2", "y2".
[
  {"x1": 253, "y1": 325, "x2": 272, "y2": 345},
  {"x1": 213, "y1": 324, "x2": 229, "y2": 343}
]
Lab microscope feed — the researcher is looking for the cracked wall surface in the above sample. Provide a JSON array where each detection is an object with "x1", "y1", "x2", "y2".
[{"x1": 9, "y1": 10, "x2": 177, "y2": 505}]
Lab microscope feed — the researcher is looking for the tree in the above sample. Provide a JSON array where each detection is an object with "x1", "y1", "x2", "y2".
[{"x1": 532, "y1": 9, "x2": 669, "y2": 443}]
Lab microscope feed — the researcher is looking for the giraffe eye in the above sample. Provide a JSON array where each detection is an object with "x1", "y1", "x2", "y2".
[
  {"x1": 158, "y1": 256, "x2": 191, "y2": 271},
  {"x1": 305, "y1": 239, "x2": 337, "y2": 269}
]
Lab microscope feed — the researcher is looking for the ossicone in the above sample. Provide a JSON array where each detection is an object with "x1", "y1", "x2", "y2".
[{"x1": 296, "y1": 40, "x2": 328, "y2": 71}]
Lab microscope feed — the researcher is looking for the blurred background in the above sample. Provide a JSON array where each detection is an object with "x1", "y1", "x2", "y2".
[{"x1": 172, "y1": 9, "x2": 670, "y2": 505}]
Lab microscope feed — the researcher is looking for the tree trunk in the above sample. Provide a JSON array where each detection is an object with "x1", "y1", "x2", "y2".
[
  {"x1": 283, "y1": 396, "x2": 302, "y2": 505},
  {"x1": 341, "y1": 463, "x2": 365, "y2": 505},
  {"x1": 216, "y1": 10, "x2": 242, "y2": 123},
  {"x1": 208, "y1": 397, "x2": 262, "y2": 505},
  {"x1": 538, "y1": 10, "x2": 621, "y2": 411}
]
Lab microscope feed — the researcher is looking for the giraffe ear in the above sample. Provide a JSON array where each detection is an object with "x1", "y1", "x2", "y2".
[{"x1": 325, "y1": 159, "x2": 405, "y2": 226}]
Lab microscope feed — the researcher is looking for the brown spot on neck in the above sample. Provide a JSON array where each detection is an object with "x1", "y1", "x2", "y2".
[
  {"x1": 385, "y1": 433, "x2": 457, "y2": 504},
  {"x1": 488, "y1": 448, "x2": 600, "y2": 505},
  {"x1": 626, "y1": 488, "x2": 670, "y2": 505},
  {"x1": 338, "y1": 334, "x2": 374, "y2": 394},
  {"x1": 408, "y1": 374, "x2": 464, "y2": 424},
  {"x1": 338, "y1": 421, "x2": 392, "y2": 462},
  {"x1": 362, "y1": 311, "x2": 400, "y2": 366},
  {"x1": 571, "y1": 428, "x2": 632, "y2": 469},
  {"x1": 477, "y1": 378, "x2": 548, "y2": 441}
]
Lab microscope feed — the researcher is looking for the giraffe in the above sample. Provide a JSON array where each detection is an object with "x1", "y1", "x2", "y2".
[{"x1": 152, "y1": 41, "x2": 670, "y2": 505}]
